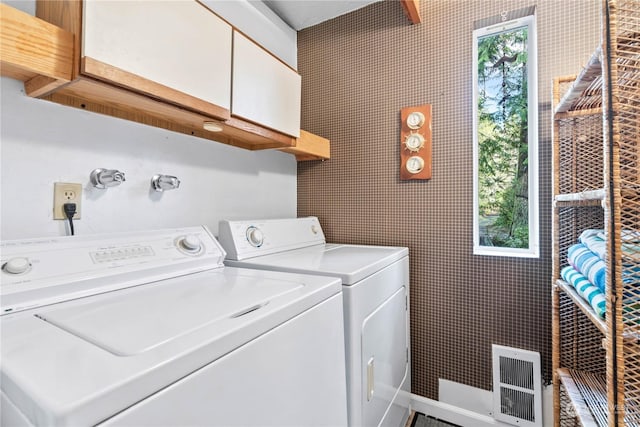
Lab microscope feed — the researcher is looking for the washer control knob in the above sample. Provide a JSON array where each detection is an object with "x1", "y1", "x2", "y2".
[
  {"x1": 246, "y1": 227, "x2": 264, "y2": 247},
  {"x1": 178, "y1": 235, "x2": 202, "y2": 252},
  {"x1": 311, "y1": 225, "x2": 319, "y2": 234},
  {"x1": 3, "y1": 257, "x2": 31, "y2": 274}
]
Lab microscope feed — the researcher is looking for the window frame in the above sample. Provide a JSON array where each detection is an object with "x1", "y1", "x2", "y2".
[{"x1": 472, "y1": 13, "x2": 539, "y2": 258}]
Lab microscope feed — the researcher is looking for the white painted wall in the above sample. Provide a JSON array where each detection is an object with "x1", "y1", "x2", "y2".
[
  {"x1": 0, "y1": 76, "x2": 296, "y2": 240},
  {"x1": 0, "y1": 0, "x2": 298, "y2": 241}
]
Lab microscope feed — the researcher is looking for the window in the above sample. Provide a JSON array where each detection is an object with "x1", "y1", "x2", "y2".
[{"x1": 472, "y1": 12, "x2": 539, "y2": 257}]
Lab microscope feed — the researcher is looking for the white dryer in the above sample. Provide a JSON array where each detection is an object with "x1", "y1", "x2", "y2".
[
  {"x1": 0, "y1": 226, "x2": 348, "y2": 426},
  {"x1": 219, "y1": 217, "x2": 411, "y2": 427}
]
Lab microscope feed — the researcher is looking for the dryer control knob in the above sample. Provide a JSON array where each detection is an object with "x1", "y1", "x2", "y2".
[
  {"x1": 246, "y1": 227, "x2": 264, "y2": 247},
  {"x1": 178, "y1": 235, "x2": 202, "y2": 252},
  {"x1": 3, "y1": 257, "x2": 31, "y2": 274}
]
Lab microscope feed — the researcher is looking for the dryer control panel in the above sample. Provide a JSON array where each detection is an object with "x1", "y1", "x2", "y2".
[
  {"x1": 0, "y1": 226, "x2": 226, "y2": 315},
  {"x1": 219, "y1": 217, "x2": 326, "y2": 260}
]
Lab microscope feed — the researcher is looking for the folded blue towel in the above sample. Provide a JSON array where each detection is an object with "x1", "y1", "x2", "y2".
[
  {"x1": 579, "y1": 229, "x2": 606, "y2": 260},
  {"x1": 567, "y1": 243, "x2": 606, "y2": 292},
  {"x1": 587, "y1": 229, "x2": 640, "y2": 262},
  {"x1": 561, "y1": 266, "x2": 606, "y2": 318}
]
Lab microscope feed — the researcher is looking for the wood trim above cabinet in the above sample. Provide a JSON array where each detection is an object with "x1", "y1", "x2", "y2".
[
  {"x1": 82, "y1": 57, "x2": 230, "y2": 121},
  {"x1": 0, "y1": 4, "x2": 74, "y2": 84}
]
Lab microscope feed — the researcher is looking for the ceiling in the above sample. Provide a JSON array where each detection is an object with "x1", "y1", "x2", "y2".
[{"x1": 263, "y1": 0, "x2": 381, "y2": 31}]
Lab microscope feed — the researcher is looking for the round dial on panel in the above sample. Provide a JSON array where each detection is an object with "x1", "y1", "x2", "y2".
[
  {"x1": 404, "y1": 133, "x2": 425, "y2": 152},
  {"x1": 405, "y1": 156, "x2": 425, "y2": 174},
  {"x1": 406, "y1": 112, "x2": 425, "y2": 129},
  {"x1": 176, "y1": 235, "x2": 203, "y2": 255},
  {"x1": 2, "y1": 257, "x2": 31, "y2": 275},
  {"x1": 246, "y1": 226, "x2": 264, "y2": 247}
]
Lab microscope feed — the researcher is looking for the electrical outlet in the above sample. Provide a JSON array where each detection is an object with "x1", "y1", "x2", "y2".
[{"x1": 53, "y1": 182, "x2": 82, "y2": 220}]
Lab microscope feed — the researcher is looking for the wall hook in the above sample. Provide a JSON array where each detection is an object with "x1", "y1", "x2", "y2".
[
  {"x1": 151, "y1": 174, "x2": 180, "y2": 192},
  {"x1": 90, "y1": 168, "x2": 126, "y2": 189}
]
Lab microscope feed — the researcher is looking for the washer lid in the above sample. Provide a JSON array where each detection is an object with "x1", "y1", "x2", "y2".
[
  {"x1": 225, "y1": 244, "x2": 408, "y2": 285},
  {"x1": 1, "y1": 267, "x2": 341, "y2": 426},
  {"x1": 36, "y1": 270, "x2": 301, "y2": 356}
]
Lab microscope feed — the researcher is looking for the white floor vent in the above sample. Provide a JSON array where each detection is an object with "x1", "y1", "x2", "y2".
[{"x1": 492, "y1": 345, "x2": 542, "y2": 427}]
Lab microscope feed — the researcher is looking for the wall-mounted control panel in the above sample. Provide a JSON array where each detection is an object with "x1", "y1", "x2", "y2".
[{"x1": 400, "y1": 105, "x2": 432, "y2": 181}]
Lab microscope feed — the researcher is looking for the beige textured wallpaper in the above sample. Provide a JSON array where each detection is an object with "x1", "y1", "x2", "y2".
[{"x1": 297, "y1": 0, "x2": 601, "y2": 399}]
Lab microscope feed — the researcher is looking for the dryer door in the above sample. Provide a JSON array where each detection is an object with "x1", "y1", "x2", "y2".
[{"x1": 361, "y1": 286, "x2": 408, "y2": 427}]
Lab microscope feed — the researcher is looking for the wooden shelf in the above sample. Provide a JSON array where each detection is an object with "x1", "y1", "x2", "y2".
[
  {"x1": 559, "y1": 368, "x2": 640, "y2": 426},
  {"x1": 280, "y1": 130, "x2": 330, "y2": 161},
  {"x1": 0, "y1": 3, "x2": 74, "y2": 96},
  {"x1": 556, "y1": 280, "x2": 607, "y2": 336},
  {"x1": 555, "y1": 47, "x2": 603, "y2": 114},
  {"x1": 557, "y1": 368, "x2": 607, "y2": 427},
  {"x1": 553, "y1": 107, "x2": 602, "y2": 120},
  {"x1": 557, "y1": 280, "x2": 639, "y2": 343},
  {"x1": 555, "y1": 33, "x2": 640, "y2": 116},
  {"x1": 0, "y1": 3, "x2": 329, "y2": 160},
  {"x1": 554, "y1": 189, "x2": 639, "y2": 208},
  {"x1": 554, "y1": 189, "x2": 605, "y2": 208}
]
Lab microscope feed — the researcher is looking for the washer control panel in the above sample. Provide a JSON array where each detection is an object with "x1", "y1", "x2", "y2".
[
  {"x1": 218, "y1": 217, "x2": 326, "y2": 261},
  {"x1": 0, "y1": 226, "x2": 225, "y2": 315}
]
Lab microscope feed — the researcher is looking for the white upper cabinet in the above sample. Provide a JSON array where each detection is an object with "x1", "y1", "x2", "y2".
[
  {"x1": 82, "y1": 0, "x2": 232, "y2": 116},
  {"x1": 28, "y1": 0, "x2": 313, "y2": 152},
  {"x1": 232, "y1": 31, "x2": 301, "y2": 138},
  {"x1": 200, "y1": 0, "x2": 298, "y2": 69}
]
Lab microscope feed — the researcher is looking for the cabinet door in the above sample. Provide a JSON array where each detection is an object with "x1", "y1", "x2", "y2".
[
  {"x1": 232, "y1": 31, "x2": 301, "y2": 138},
  {"x1": 82, "y1": 0, "x2": 231, "y2": 119}
]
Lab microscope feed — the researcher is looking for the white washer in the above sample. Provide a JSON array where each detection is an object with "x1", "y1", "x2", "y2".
[
  {"x1": 1, "y1": 226, "x2": 348, "y2": 426},
  {"x1": 219, "y1": 217, "x2": 411, "y2": 427}
]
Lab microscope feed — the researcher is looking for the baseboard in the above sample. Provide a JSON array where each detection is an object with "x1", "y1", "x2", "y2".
[
  {"x1": 439, "y1": 378, "x2": 493, "y2": 416},
  {"x1": 410, "y1": 381, "x2": 553, "y2": 427},
  {"x1": 410, "y1": 393, "x2": 510, "y2": 427}
]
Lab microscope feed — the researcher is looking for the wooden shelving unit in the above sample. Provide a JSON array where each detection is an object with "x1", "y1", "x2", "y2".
[
  {"x1": 551, "y1": 1, "x2": 640, "y2": 426},
  {"x1": 554, "y1": 189, "x2": 605, "y2": 208}
]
